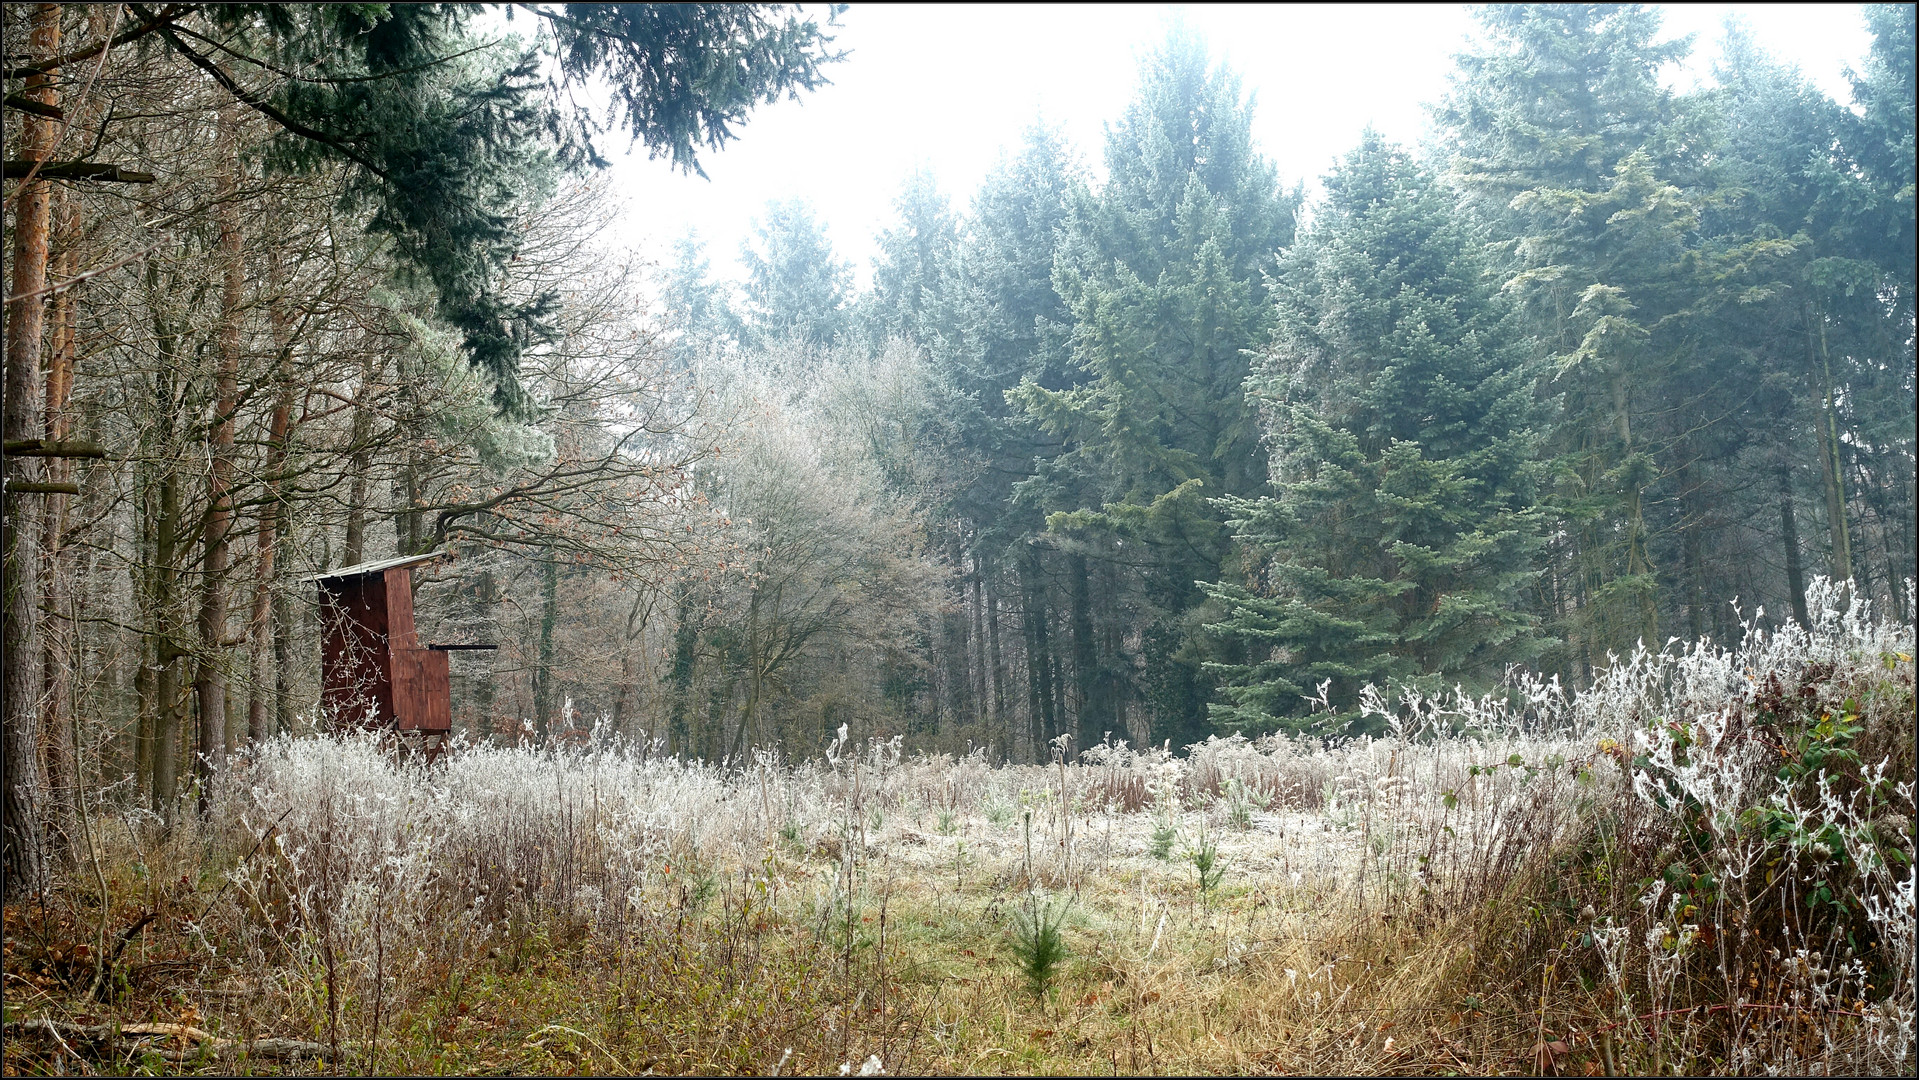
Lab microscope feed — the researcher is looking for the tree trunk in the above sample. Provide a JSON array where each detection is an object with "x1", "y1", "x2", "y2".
[
  {"x1": 399, "y1": 445, "x2": 424, "y2": 556},
  {"x1": 1811, "y1": 315, "x2": 1852, "y2": 583},
  {"x1": 39, "y1": 185, "x2": 80, "y2": 870},
  {"x1": 968, "y1": 553, "x2": 989, "y2": 732},
  {"x1": 1875, "y1": 453, "x2": 1915, "y2": 623},
  {"x1": 666, "y1": 586, "x2": 699, "y2": 757},
  {"x1": 984, "y1": 571, "x2": 1007, "y2": 754},
  {"x1": 151, "y1": 473, "x2": 182, "y2": 821},
  {"x1": 193, "y1": 109, "x2": 245, "y2": 817},
  {"x1": 471, "y1": 570, "x2": 499, "y2": 742},
  {"x1": 941, "y1": 532, "x2": 971, "y2": 736},
  {"x1": 1067, "y1": 551, "x2": 1096, "y2": 756},
  {"x1": 2, "y1": 2, "x2": 61, "y2": 901},
  {"x1": 1019, "y1": 546, "x2": 1052, "y2": 763},
  {"x1": 271, "y1": 493, "x2": 296, "y2": 737},
  {"x1": 343, "y1": 357, "x2": 377, "y2": 565},
  {"x1": 1090, "y1": 556, "x2": 1123, "y2": 751},
  {"x1": 1778, "y1": 459, "x2": 1810, "y2": 629},
  {"x1": 533, "y1": 546, "x2": 558, "y2": 742},
  {"x1": 248, "y1": 247, "x2": 294, "y2": 744},
  {"x1": 1677, "y1": 457, "x2": 1705, "y2": 642},
  {"x1": 613, "y1": 587, "x2": 652, "y2": 741}
]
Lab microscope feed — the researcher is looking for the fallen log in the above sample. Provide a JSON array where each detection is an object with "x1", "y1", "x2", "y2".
[{"x1": 5, "y1": 1017, "x2": 347, "y2": 1061}]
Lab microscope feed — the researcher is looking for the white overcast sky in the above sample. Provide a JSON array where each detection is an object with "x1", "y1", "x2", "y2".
[{"x1": 575, "y1": 4, "x2": 1876, "y2": 289}]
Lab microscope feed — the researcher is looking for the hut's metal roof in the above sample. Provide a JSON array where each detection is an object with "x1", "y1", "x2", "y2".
[{"x1": 304, "y1": 551, "x2": 444, "y2": 583}]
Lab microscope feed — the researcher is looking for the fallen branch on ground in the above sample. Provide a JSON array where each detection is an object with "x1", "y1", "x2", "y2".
[{"x1": 5, "y1": 1017, "x2": 349, "y2": 1061}]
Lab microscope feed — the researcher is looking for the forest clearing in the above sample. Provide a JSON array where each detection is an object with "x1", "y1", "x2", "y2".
[
  {"x1": 3, "y1": 583, "x2": 1913, "y2": 1074},
  {"x1": 4, "y1": 3, "x2": 1914, "y2": 1075}
]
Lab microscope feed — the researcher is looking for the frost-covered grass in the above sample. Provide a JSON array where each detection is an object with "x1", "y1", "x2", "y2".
[{"x1": 6, "y1": 581, "x2": 1912, "y2": 1075}]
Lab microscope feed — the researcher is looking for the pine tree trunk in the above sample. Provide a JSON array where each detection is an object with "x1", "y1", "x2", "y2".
[
  {"x1": 271, "y1": 493, "x2": 296, "y2": 737},
  {"x1": 968, "y1": 554, "x2": 989, "y2": 731},
  {"x1": 2, "y1": 2, "x2": 62, "y2": 901},
  {"x1": 343, "y1": 357, "x2": 377, "y2": 565},
  {"x1": 248, "y1": 262, "x2": 294, "y2": 743},
  {"x1": 1875, "y1": 457, "x2": 1914, "y2": 622},
  {"x1": 534, "y1": 546, "x2": 558, "y2": 742},
  {"x1": 1680, "y1": 468, "x2": 1705, "y2": 642},
  {"x1": 942, "y1": 532, "x2": 972, "y2": 735},
  {"x1": 1068, "y1": 551, "x2": 1096, "y2": 755},
  {"x1": 1611, "y1": 371, "x2": 1657, "y2": 645},
  {"x1": 984, "y1": 571, "x2": 1007, "y2": 753},
  {"x1": 194, "y1": 109, "x2": 244, "y2": 817},
  {"x1": 151, "y1": 473, "x2": 182, "y2": 820},
  {"x1": 39, "y1": 186, "x2": 80, "y2": 870},
  {"x1": 1020, "y1": 546, "x2": 1053, "y2": 763},
  {"x1": 1090, "y1": 557, "x2": 1123, "y2": 751},
  {"x1": 248, "y1": 247, "x2": 295, "y2": 741},
  {"x1": 1811, "y1": 316, "x2": 1852, "y2": 583},
  {"x1": 1778, "y1": 459, "x2": 1810, "y2": 629}
]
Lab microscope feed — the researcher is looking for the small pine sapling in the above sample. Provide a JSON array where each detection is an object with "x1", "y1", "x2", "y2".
[
  {"x1": 1008, "y1": 892, "x2": 1072, "y2": 1001},
  {"x1": 1222, "y1": 777, "x2": 1271, "y2": 831},
  {"x1": 1149, "y1": 803, "x2": 1179, "y2": 860},
  {"x1": 1187, "y1": 826, "x2": 1226, "y2": 897}
]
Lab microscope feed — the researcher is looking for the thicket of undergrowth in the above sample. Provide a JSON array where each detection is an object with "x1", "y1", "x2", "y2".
[{"x1": 5, "y1": 580, "x2": 1912, "y2": 1075}]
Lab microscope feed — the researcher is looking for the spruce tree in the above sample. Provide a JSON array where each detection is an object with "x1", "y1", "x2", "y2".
[
  {"x1": 935, "y1": 127, "x2": 1084, "y2": 757},
  {"x1": 943, "y1": 125, "x2": 1082, "y2": 546},
  {"x1": 1438, "y1": 3, "x2": 1708, "y2": 663},
  {"x1": 1201, "y1": 133, "x2": 1549, "y2": 737},
  {"x1": 863, "y1": 169, "x2": 960, "y2": 347},
  {"x1": 663, "y1": 231, "x2": 735, "y2": 364},
  {"x1": 133, "y1": 3, "x2": 844, "y2": 415},
  {"x1": 1009, "y1": 29, "x2": 1298, "y2": 749},
  {"x1": 738, "y1": 199, "x2": 851, "y2": 349}
]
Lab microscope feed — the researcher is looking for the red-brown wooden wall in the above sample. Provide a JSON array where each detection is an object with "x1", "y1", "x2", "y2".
[{"x1": 316, "y1": 556, "x2": 451, "y2": 736}]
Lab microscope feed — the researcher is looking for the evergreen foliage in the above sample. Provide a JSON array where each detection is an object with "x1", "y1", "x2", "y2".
[
  {"x1": 28, "y1": 6, "x2": 1905, "y2": 798},
  {"x1": 156, "y1": 3, "x2": 843, "y2": 415},
  {"x1": 1439, "y1": 4, "x2": 1715, "y2": 661},
  {"x1": 1007, "y1": 893, "x2": 1072, "y2": 1000},
  {"x1": 1202, "y1": 134, "x2": 1549, "y2": 736},
  {"x1": 531, "y1": 3, "x2": 845, "y2": 174},
  {"x1": 1010, "y1": 29, "x2": 1299, "y2": 749},
  {"x1": 662, "y1": 231, "x2": 735, "y2": 364},
  {"x1": 863, "y1": 168, "x2": 959, "y2": 347},
  {"x1": 739, "y1": 199, "x2": 852, "y2": 349},
  {"x1": 938, "y1": 126, "x2": 1082, "y2": 546}
]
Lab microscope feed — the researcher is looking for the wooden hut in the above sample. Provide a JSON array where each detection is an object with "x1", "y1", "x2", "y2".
[{"x1": 311, "y1": 552, "x2": 455, "y2": 743}]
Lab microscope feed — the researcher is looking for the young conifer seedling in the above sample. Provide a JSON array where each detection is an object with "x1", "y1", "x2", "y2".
[{"x1": 1009, "y1": 892, "x2": 1071, "y2": 1002}]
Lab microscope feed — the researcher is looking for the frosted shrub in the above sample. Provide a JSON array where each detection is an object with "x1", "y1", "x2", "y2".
[{"x1": 1588, "y1": 582, "x2": 1915, "y2": 1074}]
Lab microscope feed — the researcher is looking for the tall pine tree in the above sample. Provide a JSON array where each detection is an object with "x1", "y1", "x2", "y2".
[
  {"x1": 1010, "y1": 29, "x2": 1297, "y2": 750},
  {"x1": 738, "y1": 199, "x2": 851, "y2": 349},
  {"x1": 862, "y1": 168, "x2": 960, "y2": 347},
  {"x1": 1439, "y1": 4, "x2": 1705, "y2": 667},
  {"x1": 662, "y1": 230, "x2": 736, "y2": 364},
  {"x1": 1202, "y1": 133, "x2": 1549, "y2": 736}
]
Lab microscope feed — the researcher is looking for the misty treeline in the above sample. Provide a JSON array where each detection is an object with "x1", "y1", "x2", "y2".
[
  {"x1": 1, "y1": 4, "x2": 1912, "y2": 889},
  {"x1": 661, "y1": 6, "x2": 1916, "y2": 752}
]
